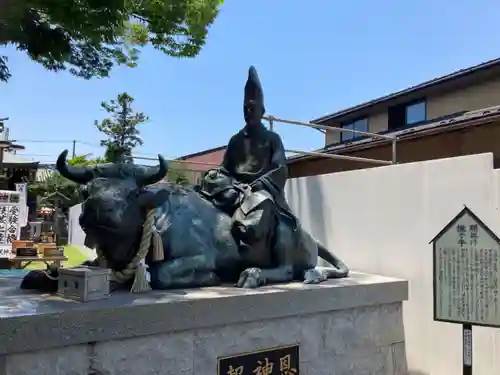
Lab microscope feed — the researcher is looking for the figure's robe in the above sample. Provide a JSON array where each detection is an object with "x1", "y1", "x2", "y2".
[{"x1": 220, "y1": 122, "x2": 295, "y2": 224}]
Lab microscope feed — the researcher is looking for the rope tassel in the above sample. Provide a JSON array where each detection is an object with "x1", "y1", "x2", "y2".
[
  {"x1": 131, "y1": 260, "x2": 152, "y2": 293},
  {"x1": 151, "y1": 231, "x2": 164, "y2": 261}
]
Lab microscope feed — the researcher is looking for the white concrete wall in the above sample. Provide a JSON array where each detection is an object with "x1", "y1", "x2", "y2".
[
  {"x1": 285, "y1": 152, "x2": 500, "y2": 375},
  {"x1": 68, "y1": 203, "x2": 85, "y2": 248}
]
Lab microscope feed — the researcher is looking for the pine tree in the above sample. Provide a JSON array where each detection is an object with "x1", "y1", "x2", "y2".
[{"x1": 95, "y1": 93, "x2": 148, "y2": 163}]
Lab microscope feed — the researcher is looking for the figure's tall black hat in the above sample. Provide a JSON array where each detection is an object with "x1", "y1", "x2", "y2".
[{"x1": 244, "y1": 66, "x2": 265, "y2": 115}]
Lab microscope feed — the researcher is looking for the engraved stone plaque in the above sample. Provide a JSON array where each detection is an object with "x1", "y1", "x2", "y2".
[{"x1": 217, "y1": 344, "x2": 299, "y2": 375}]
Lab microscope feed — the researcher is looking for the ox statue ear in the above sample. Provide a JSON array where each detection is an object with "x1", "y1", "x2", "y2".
[{"x1": 137, "y1": 190, "x2": 169, "y2": 209}]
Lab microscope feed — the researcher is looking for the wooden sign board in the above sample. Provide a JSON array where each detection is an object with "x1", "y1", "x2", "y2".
[
  {"x1": 217, "y1": 344, "x2": 299, "y2": 375},
  {"x1": 0, "y1": 191, "x2": 23, "y2": 258},
  {"x1": 431, "y1": 206, "x2": 500, "y2": 327}
]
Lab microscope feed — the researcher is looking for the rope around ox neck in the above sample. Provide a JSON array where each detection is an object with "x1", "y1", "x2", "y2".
[{"x1": 96, "y1": 208, "x2": 164, "y2": 293}]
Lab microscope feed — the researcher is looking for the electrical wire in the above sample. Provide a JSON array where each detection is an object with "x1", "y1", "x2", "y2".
[
  {"x1": 14, "y1": 139, "x2": 102, "y2": 147},
  {"x1": 14, "y1": 139, "x2": 181, "y2": 163},
  {"x1": 14, "y1": 140, "x2": 75, "y2": 143}
]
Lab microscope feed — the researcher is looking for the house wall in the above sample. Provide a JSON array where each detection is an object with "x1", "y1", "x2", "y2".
[
  {"x1": 285, "y1": 152, "x2": 500, "y2": 375},
  {"x1": 68, "y1": 203, "x2": 85, "y2": 248},
  {"x1": 427, "y1": 77, "x2": 500, "y2": 119},
  {"x1": 290, "y1": 120, "x2": 500, "y2": 178},
  {"x1": 324, "y1": 76, "x2": 500, "y2": 146}
]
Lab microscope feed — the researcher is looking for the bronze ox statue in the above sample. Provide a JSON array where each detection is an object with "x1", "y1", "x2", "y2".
[
  {"x1": 21, "y1": 66, "x2": 349, "y2": 293},
  {"x1": 20, "y1": 149, "x2": 349, "y2": 293},
  {"x1": 44, "y1": 150, "x2": 348, "y2": 291}
]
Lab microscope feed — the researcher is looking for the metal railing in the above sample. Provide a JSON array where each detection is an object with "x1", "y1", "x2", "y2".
[
  {"x1": 133, "y1": 156, "x2": 220, "y2": 169},
  {"x1": 133, "y1": 114, "x2": 398, "y2": 172},
  {"x1": 263, "y1": 115, "x2": 398, "y2": 165}
]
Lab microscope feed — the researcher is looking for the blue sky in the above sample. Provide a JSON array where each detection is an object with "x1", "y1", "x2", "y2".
[{"x1": 2, "y1": 0, "x2": 500, "y2": 165}]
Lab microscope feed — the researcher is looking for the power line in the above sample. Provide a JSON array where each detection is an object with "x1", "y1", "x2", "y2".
[
  {"x1": 14, "y1": 139, "x2": 180, "y2": 162},
  {"x1": 14, "y1": 140, "x2": 73, "y2": 143},
  {"x1": 13, "y1": 139, "x2": 102, "y2": 147},
  {"x1": 15, "y1": 153, "x2": 55, "y2": 157},
  {"x1": 76, "y1": 141, "x2": 102, "y2": 148},
  {"x1": 19, "y1": 151, "x2": 168, "y2": 158},
  {"x1": 15, "y1": 140, "x2": 165, "y2": 156}
]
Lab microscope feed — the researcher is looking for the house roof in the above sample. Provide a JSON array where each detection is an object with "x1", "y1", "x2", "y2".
[
  {"x1": 176, "y1": 145, "x2": 226, "y2": 160},
  {"x1": 287, "y1": 104, "x2": 500, "y2": 165},
  {"x1": 2, "y1": 152, "x2": 39, "y2": 168},
  {"x1": 311, "y1": 58, "x2": 500, "y2": 124}
]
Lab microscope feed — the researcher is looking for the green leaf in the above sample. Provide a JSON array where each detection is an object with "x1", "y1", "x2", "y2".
[{"x1": 0, "y1": 0, "x2": 224, "y2": 81}]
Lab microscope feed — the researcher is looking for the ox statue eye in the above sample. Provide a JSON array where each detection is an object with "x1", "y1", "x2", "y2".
[{"x1": 127, "y1": 188, "x2": 141, "y2": 200}]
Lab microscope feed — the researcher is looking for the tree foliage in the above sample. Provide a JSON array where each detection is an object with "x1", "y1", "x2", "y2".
[
  {"x1": 95, "y1": 92, "x2": 147, "y2": 163},
  {"x1": 67, "y1": 153, "x2": 108, "y2": 166},
  {"x1": 95, "y1": 92, "x2": 190, "y2": 184},
  {"x1": 166, "y1": 162, "x2": 190, "y2": 185},
  {"x1": 0, "y1": 0, "x2": 224, "y2": 82}
]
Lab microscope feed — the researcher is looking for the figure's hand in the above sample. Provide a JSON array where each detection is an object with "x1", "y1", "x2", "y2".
[
  {"x1": 237, "y1": 184, "x2": 252, "y2": 197},
  {"x1": 223, "y1": 188, "x2": 240, "y2": 203}
]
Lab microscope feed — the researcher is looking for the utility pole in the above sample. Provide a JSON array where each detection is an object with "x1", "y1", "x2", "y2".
[
  {"x1": 0, "y1": 117, "x2": 10, "y2": 179},
  {"x1": 72, "y1": 140, "x2": 76, "y2": 158}
]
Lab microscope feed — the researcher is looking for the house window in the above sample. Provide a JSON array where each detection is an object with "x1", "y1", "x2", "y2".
[
  {"x1": 340, "y1": 118, "x2": 368, "y2": 142},
  {"x1": 388, "y1": 99, "x2": 427, "y2": 130},
  {"x1": 405, "y1": 100, "x2": 426, "y2": 125}
]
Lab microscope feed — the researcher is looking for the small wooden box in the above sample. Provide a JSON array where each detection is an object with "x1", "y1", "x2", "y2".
[
  {"x1": 57, "y1": 266, "x2": 111, "y2": 302},
  {"x1": 15, "y1": 247, "x2": 38, "y2": 257},
  {"x1": 38, "y1": 242, "x2": 56, "y2": 248},
  {"x1": 12, "y1": 240, "x2": 34, "y2": 255},
  {"x1": 42, "y1": 245, "x2": 64, "y2": 257},
  {"x1": 12, "y1": 240, "x2": 34, "y2": 249},
  {"x1": 38, "y1": 243, "x2": 56, "y2": 255}
]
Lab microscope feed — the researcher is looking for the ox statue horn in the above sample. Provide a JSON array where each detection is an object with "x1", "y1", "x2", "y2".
[
  {"x1": 56, "y1": 149, "x2": 93, "y2": 184},
  {"x1": 137, "y1": 155, "x2": 169, "y2": 186}
]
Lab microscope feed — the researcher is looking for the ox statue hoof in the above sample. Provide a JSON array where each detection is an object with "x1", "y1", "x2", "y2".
[
  {"x1": 303, "y1": 268, "x2": 328, "y2": 284},
  {"x1": 237, "y1": 267, "x2": 266, "y2": 288}
]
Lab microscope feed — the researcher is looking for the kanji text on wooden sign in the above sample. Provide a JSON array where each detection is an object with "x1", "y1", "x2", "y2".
[
  {"x1": 0, "y1": 190, "x2": 23, "y2": 258},
  {"x1": 431, "y1": 206, "x2": 500, "y2": 327}
]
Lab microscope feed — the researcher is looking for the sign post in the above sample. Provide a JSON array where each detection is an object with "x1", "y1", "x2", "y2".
[
  {"x1": 15, "y1": 183, "x2": 28, "y2": 227},
  {"x1": 430, "y1": 206, "x2": 500, "y2": 375},
  {"x1": 463, "y1": 323, "x2": 472, "y2": 375}
]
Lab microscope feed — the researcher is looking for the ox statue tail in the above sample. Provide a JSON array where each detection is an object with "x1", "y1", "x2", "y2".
[{"x1": 317, "y1": 242, "x2": 349, "y2": 279}]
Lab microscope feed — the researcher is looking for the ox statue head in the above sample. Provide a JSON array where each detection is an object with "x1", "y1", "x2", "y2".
[{"x1": 56, "y1": 150, "x2": 169, "y2": 270}]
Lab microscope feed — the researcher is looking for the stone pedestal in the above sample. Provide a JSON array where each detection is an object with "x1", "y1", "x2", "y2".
[{"x1": 0, "y1": 272, "x2": 408, "y2": 375}]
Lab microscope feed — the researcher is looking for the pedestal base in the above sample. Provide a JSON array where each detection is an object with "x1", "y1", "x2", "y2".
[{"x1": 0, "y1": 272, "x2": 408, "y2": 375}]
